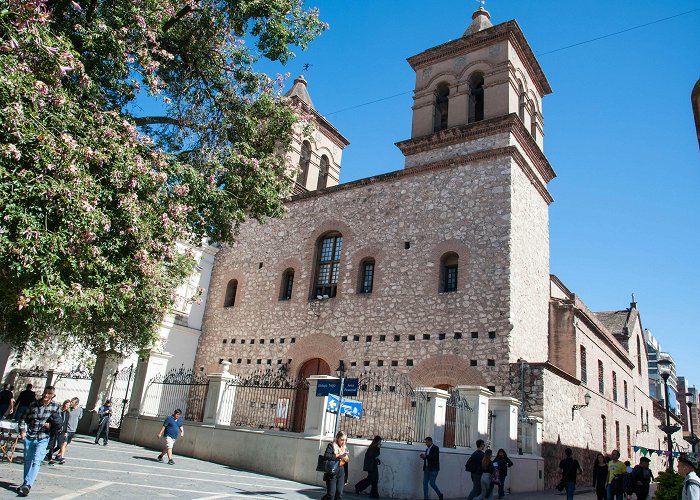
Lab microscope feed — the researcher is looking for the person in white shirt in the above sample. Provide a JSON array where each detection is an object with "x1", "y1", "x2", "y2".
[{"x1": 679, "y1": 454, "x2": 700, "y2": 500}]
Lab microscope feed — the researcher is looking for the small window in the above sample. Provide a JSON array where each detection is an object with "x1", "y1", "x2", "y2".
[
  {"x1": 222, "y1": 339, "x2": 227, "y2": 344},
  {"x1": 377, "y1": 360, "x2": 384, "y2": 367},
  {"x1": 471, "y1": 331, "x2": 479, "y2": 339},
  {"x1": 317, "y1": 154, "x2": 329, "y2": 190},
  {"x1": 440, "y1": 252, "x2": 459, "y2": 293},
  {"x1": 404, "y1": 241, "x2": 411, "y2": 250},
  {"x1": 488, "y1": 331, "x2": 496, "y2": 339},
  {"x1": 359, "y1": 258, "x2": 375, "y2": 294},
  {"x1": 236, "y1": 359, "x2": 241, "y2": 364},
  {"x1": 350, "y1": 361, "x2": 357, "y2": 367},
  {"x1": 470, "y1": 360, "x2": 477, "y2": 366},
  {"x1": 240, "y1": 339, "x2": 245, "y2": 345},
  {"x1": 365, "y1": 336, "x2": 372, "y2": 342},
  {"x1": 270, "y1": 338, "x2": 274, "y2": 344},
  {"x1": 280, "y1": 268, "x2": 295, "y2": 300},
  {"x1": 224, "y1": 279, "x2": 238, "y2": 307},
  {"x1": 454, "y1": 332, "x2": 462, "y2": 340},
  {"x1": 280, "y1": 338, "x2": 285, "y2": 344},
  {"x1": 391, "y1": 360, "x2": 398, "y2": 367},
  {"x1": 434, "y1": 82, "x2": 450, "y2": 132},
  {"x1": 423, "y1": 334, "x2": 430, "y2": 340},
  {"x1": 297, "y1": 140, "x2": 311, "y2": 187},
  {"x1": 438, "y1": 333, "x2": 446, "y2": 340},
  {"x1": 487, "y1": 359, "x2": 495, "y2": 366},
  {"x1": 408, "y1": 335, "x2": 415, "y2": 341},
  {"x1": 394, "y1": 335, "x2": 400, "y2": 341},
  {"x1": 487, "y1": 385, "x2": 496, "y2": 392},
  {"x1": 290, "y1": 338, "x2": 295, "y2": 343},
  {"x1": 406, "y1": 359, "x2": 413, "y2": 366},
  {"x1": 341, "y1": 336, "x2": 348, "y2": 342},
  {"x1": 353, "y1": 335, "x2": 359, "y2": 342},
  {"x1": 379, "y1": 335, "x2": 386, "y2": 341},
  {"x1": 363, "y1": 361, "x2": 370, "y2": 367}
]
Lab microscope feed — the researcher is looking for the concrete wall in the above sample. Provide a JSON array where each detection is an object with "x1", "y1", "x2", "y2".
[{"x1": 120, "y1": 415, "x2": 544, "y2": 499}]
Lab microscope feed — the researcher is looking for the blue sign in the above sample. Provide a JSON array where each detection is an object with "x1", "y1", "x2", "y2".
[
  {"x1": 315, "y1": 378, "x2": 360, "y2": 397},
  {"x1": 326, "y1": 394, "x2": 363, "y2": 418}
]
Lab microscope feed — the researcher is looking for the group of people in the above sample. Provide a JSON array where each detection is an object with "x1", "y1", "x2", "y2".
[{"x1": 320, "y1": 433, "x2": 513, "y2": 500}]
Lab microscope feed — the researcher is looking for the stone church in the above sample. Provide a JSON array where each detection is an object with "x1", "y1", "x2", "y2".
[{"x1": 194, "y1": 6, "x2": 677, "y2": 484}]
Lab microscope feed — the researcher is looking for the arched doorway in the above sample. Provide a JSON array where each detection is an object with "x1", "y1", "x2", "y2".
[
  {"x1": 292, "y1": 358, "x2": 331, "y2": 432},
  {"x1": 436, "y1": 384, "x2": 456, "y2": 448}
]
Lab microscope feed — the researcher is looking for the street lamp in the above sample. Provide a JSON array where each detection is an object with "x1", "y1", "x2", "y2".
[
  {"x1": 571, "y1": 392, "x2": 592, "y2": 420},
  {"x1": 685, "y1": 392, "x2": 700, "y2": 453},
  {"x1": 333, "y1": 360, "x2": 346, "y2": 435},
  {"x1": 657, "y1": 357, "x2": 681, "y2": 470}
]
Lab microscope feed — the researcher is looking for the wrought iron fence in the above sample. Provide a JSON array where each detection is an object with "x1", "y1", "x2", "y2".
[
  {"x1": 443, "y1": 389, "x2": 473, "y2": 448},
  {"x1": 342, "y1": 370, "x2": 429, "y2": 444},
  {"x1": 12, "y1": 367, "x2": 48, "y2": 393},
  {"x1": 109, "y1": 364, "x2": 134, "y2": 430},
  {"x1": 223, "y1": 369, "x2": 308, "y2": 432},
  {"x1": 54, "y1": 367, "x2": 93, "y2": 405},
  {"x1": 141, "y1": 367, "x2": 209, "y2": 422}
]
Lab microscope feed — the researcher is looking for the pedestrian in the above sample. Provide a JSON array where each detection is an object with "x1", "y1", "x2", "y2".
[
  {"x1": 491, "y1": 448, "x2": 513, "y2": 498},
  {"x1": 45, "y1": 399, "x2": 70, "y2": 464},
  {"x1": 474, "y1": 448, "x2": 496, "y2": 500},
  {"x1": 678, "y1": 454, "x2": 700, "y2": 500},
  {"x1": 0, "y1": 383, "x2": 14, "y2": 418},
  {"x1": 606, "y1": 449, "x2": 626, "y2": 500},
  {"x1": 17, "y1": 385, "x2": 61, "y2": 497},
  {"x1": 592, "y1": 453, "x2": 608, "y2": 500},
  {"x1": 466, "y1": 439, "x2": 486, "y2": 499},
  {"x1": 94, "y1": 399, "x2": 112, "y2": 445},
  {"x1": 558, "y1": 447, "x2": 582, "y2": 500},
  {"x1": 355, "y1": 435, "x2": 381, "y2": 498},
  {"x1": 156, "y1": 409, "x2": 184, "y2": 465},
  {"x1": 420, "y1": 436, "x2": 443, "y2": 500},
  {"x1": 14, "y1": 384, "x2": 36, "y2": 422},
  {"x1": 629, "y1": 456, "x2": 653, "y2": 500},
  {"x1": 57, "y1": 397, "x2": 83, "y2": 462},
  {"x1": 322, "y1": 430, "x2": 349, "y2": 500}
]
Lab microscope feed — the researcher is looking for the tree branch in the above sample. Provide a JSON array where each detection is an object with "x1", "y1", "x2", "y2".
[{"x1": 163, "y1": 5, "x2": 193, "y2": 33}]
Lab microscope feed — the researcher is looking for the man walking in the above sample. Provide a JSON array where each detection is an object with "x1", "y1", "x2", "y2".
[
  {"x1": 558, "y1": 448, "x2": 582, "y2": 500},
  {"x1": 679, "y1": 454, "x2": 700, "y2": 500},
  {"x1": 466, "y1": 439, "x2": 486, "y2": 500},
  {"x1": 94, "y1": 399, "x2": 112, "y2": 445},
  {"x1": 17, "y1": 385, "x2": 61, "y2": 496},
  {"x1": 57, "y1": 397, "x2": 83, "y2": 462},
  {"x1": 606, "y1": 449, "x2": 626, "y2": 500},
  {"x1": 0, "y1": 383, "x2": 14, "y2": 418},
  {"x1": 419, "y1": 436, "x2": 443, "y2": 500},
  {"x1": 630, "y1": 456, "x2": 653, "y2": 500},
  {"x1": 14, "y1": 384, "x2": 36, "y2": 422},
  {"x1": 157, "y1": 409, "x2": 184, "y2": 465}
]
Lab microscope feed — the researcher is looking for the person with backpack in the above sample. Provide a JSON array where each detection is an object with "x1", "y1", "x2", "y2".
[
  {"x1": 629, "y1": 457, "x2": 653, "y2": 500},
  {"x1": 474, "y1": 448, "x2": 496, "y2": 500},
  {"x1": 679, "y1": 454, "x2": 700, "y2": 500},
  {"x1": 466, "y1": 439, "x2": 486, "y2": 499},
  {"x1": 606, "y1": 449, "x2": 627, "y2": 500}
]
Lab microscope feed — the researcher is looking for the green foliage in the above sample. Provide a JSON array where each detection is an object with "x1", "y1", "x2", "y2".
[
  {"x1": 0, "y1": 0, "x2": 326, "y2": 354},
  {"x1": 654, "y1": 469, "x2": 685, "y2": 500}
]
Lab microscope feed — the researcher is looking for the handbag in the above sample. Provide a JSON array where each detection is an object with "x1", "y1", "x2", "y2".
[
  {"x1": 316, "y1": 455, "x2": 326, "y2": 472},
  {"x1": 324, "y1": 458, "x2": 340, "y2": 476},
  {"x1": 555, "y1": 479, "x2": 565, "y2": 492}
]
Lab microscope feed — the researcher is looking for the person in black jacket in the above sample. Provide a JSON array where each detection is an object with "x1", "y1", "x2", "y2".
[
  {"x1": 592, "y1": 453, "x2": 608, "y2": 500},
  {"x1": 630, "y1": 457, "x2": 653, "y2": 500},
  {"x1": 491, "y1": 448, "x2": 513, "y2": 499},
  {"x1": 355, "y1": 435, "x2": 382, "y2": 498},
  {"x1": 420, "y1": 436, "x2": 443, "y2": 500},
  {"x1": 322, "y1": 431, "x2": 349, "y2": 500}
]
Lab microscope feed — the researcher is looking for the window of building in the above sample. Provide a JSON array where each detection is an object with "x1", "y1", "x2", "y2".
[
  {"x1": 468, "y1": 72, "x2": 485, "y2": 123},
  {"x1": 297, "y1": 140, "x2": 311, "y2": 187},
  {"x1": 623, "y1": 381, "x2": 628, "y2": 408},
  {"x1": 471, "y1": 331, "x2": 479, "y2": 339},
  {"x1": 470, "y1": 360, "x2": 477, "y2": 366},
  {"x1": 580, "y1": 346, "x2": 587, "y2": 384},
  {"x1": 434, "y1": 82, "x2": 450, "y2": 132},
  {"x1": 454, "y1": 332, "x2": 462, "y2": 339},
  {"x1": 423, "y1": 334, "x2": 430, "y2": 340},
  {"x1": 530, "y1": 106, "x2": 538, "y2": 139},
  {"x1": 440, "y1": 252, "x2": 459, "y2": 293},
  {"x1": 598, "y1": 360, "x2": 604, "y2": 394},
  {"x1": 488, "y1": 331, "x2": 496, "y2": 339},
  {"x1": 637, "y1": 336, "x2": 642, "y2": 374},
  {"x1": 518, "y1": 82, "x2": 525, "y2": 123},
  {"x1": 612, "y1": 371, "x2": 618, "y2": 402},
  {"x1": 280, "y1": 269, "x2": 294, "y2": 301},
  {"x1": 359, "y1": 258, "x2": 375, "y2": 294},
  {"x1": 315, "y1": 232, "x2": 342, "y2": 298},
  {"x1": 224, "y1": 279, "x2": 238, "y2": 307},
  {"x1": 317, "y1": 154, "x2": 329, "y2": 190},
  {"x1": 602, "y1": 415, "x2": 608, "y2": 452},
  {"x1": 626, "y1": 425, "x2": 632, "y2": 459},
  {"x1": 615, "y1": 420, "x2": 620, "y2": 451}
]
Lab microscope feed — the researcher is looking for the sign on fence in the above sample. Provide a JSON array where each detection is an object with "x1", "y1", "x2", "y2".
[
  {"x1": 275, "y1": 398, "x2": 290, "y2": 428},
  {"x1": 315, "y1": 378, "x2": 359, "y2": 397},
  {"x1": 326, "y1": 394, "x2": 363, "y2": 418}
]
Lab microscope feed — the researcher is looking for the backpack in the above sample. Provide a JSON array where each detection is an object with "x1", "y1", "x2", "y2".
[{"x1": 465, "y1": 452, "x2": 481, "y2": 473}]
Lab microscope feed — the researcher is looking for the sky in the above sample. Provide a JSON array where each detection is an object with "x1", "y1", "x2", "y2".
[{"x1": 260, "y1": 1, "x2": 700, "y2": 383}]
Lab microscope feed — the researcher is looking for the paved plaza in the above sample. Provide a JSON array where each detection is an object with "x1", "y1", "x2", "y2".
[{"x1": 0, "y1": 436, "x2": 655, "y2": 499}]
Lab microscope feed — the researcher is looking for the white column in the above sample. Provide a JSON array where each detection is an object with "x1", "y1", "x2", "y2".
[
  {"x1": 414, "y1": 387, "x2": 450, "y2": 447},
  {"x1": 304, "y1": 376, "x2": 339, "y2": 437},
  {"x1": 202, "y1": 362, "x2": 235, "y2": 425},
  {"x1": 128, "y1": 350, "x2": 172, "y2": 415},
  {"x1": 488, "y1": 396, "x2": 520, "y2": 454},
  {"x1": 456, "y1": 385, "x2": 493, "y2": 445}
]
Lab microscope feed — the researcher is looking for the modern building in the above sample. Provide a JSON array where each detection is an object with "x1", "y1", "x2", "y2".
[{"x1": 644, "y1": 329, "x2": 680, "y2": 415}]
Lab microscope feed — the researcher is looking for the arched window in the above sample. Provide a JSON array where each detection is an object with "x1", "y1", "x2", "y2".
[
  {"x1": 359, "y1": 258, "x2": 375, "y2": 294},
  {"x1": 440, "y1": 252, "x2": 459, "y2": 293},
  {"x1": 636, "y1": 336, "x2": 642, "y2": 374},
  {"x1": 317, "y1": 154, "x2": 329, "y2": 190},
  {"x1": 530, "y1": 102, "x2": 538, "y2": 139},
  {"x1": 518, "y1": 82, "x2": 525, "y2": 123},
  {"x1": 468, "y1": 73, "x2": 485, "y2": 123},
  {"x1": 314, "y1": 232, "x2": 343, "y2": 298},
  {"x1": 280, "y1": 269, "x2": 294, "y2": 301},
  {"x1": 297, "y1": 140, "x2": 311, "y2": 187},
  {"x1": 224, "y1": 279, "x2": 238, "y2": 307},
  {"x1": 434, "y1": 82, "x2": 450, "y2": 132}
]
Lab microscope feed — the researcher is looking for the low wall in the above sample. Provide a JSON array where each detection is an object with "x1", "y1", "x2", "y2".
[{"x1": 121, "y1": 415, "x2": 544, "y2": 499}]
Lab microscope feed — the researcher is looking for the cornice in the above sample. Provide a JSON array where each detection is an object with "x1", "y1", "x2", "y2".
[
  {"x1": 406, "y1": 20, "x2": 552, "y2": 96},
  {"x1": 528, "y1": 361, "x2": 582, "y2": 386},
  {"x1": 290, "y1": 96, "x2": 350, "y2": 149}
]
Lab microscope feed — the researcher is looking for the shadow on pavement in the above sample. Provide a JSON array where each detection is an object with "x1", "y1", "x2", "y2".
[
  {"x1": 0, "y1": 480, "x2": 19, "y2": 493},
  {"x1": 132, "y1": 455, "x2": 163, "y2": 463}
]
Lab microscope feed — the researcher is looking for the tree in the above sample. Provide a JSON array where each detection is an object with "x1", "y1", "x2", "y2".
[{"x1": 0, "y1": 0, "x2": 326, "y2": 353}]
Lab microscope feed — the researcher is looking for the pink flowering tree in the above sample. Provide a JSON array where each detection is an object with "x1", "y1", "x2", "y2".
[{"x1": 0, "y1": 0, "x2": 326, "y2": 353}]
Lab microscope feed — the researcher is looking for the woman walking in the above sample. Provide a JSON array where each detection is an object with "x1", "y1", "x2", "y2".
[
  {"x1": 592, "y1": 453, "x2": 608, "y2": 500},
  {"x1": 492, "y1": 448, "x2": 513, "y2": 498},
  {"x1": 323, "y1": 431, "x2": 349, "y2": 500},
  {"x1": 475, "y1": 449, "x2": 496, "y2": 500},
  {"x1": 355, "y1": 436, "x2": 381, "y2": 498}
]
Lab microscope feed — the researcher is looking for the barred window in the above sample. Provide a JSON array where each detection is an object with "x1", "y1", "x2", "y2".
[
  {"x1": 440, "y1": 252, "x2": 459, "y2": 293},
  {"x1": 280, "y1": 269, "x2": 294, "y2": 301},
  {"x1": 224, "y1": 279, "x2": 238, "y2": 308},
  {"x1": 602, "y1": 415, "x2": 607, "y2": 452},
  {"x1": 615, "y1": 420, "x2": 620, "y2": 451},
  {"x1": 580, "y1": 345, "x2": 587, "y2": 384},
  {"x1": 598, "y1": 360, "x2": 604, "y2": 394},
  {"x1": 612, "y1": 371, "x2": 618, "y2": 402},
  {"x1": 315, "y1": 233, "x2": 342, "y2": 298},
  {"x1": 297, "y1": 140, "x2": 311, "y2": 187},
  {"x1": 359, "y1": 258, "x2": 375, "y2": 294},
  {"x1": 623, "y1": 381, "x2": 628, "y2": 408}
]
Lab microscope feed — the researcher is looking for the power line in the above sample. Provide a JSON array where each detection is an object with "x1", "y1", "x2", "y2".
[{"x1": 323, "y1": 8, "x2": 700, "y2": 117}]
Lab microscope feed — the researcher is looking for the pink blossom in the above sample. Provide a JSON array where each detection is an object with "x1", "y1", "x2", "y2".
[
  {"x1": 70, "y1": 1, "x2": 82, "y2": 11},
  {"x1": 17, "y1": 295, "x2": 30, "y2": 310}
]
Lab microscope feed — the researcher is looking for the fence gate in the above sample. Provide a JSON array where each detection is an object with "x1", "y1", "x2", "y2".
[
  {"x1": 109, "y1": 364, "x2": 134, "y2": 434},
  {"x1": 140, "y1": 367, "x2": 209, "y2": 422},
  {"x1": 443, "y1": 389, "x2": 473, "y2": 448},
  {"x1": 54, "y1": 368, "x2": 93, "y2": 405}
]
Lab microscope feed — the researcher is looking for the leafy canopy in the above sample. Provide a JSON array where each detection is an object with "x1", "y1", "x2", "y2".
[{"x1": 0, "y1": 0, "x2": 326, "y2": 354}]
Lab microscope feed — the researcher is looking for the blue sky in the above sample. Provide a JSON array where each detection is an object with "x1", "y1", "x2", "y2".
[{"x1": 265, "y1": 1, "x2": 700, "y2": 383}]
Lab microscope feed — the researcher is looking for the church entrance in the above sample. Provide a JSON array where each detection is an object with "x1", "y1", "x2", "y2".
[{"x1": 292, "y1": 358, "x2": 331, "y2": 432}]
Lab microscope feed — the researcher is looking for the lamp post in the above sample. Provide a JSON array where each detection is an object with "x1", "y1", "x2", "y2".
[
  {"x1": 685, "y1": 392, "x2": 700, "y2": 453},
  {"x1": 571, "y1": 392, "x2": 592, "y2": 420},
  {"x1": 657, "y1": 357, "x2": 680, "y2": 470},
  {"x1": 333, "y1": 360, "x2": 346, "y2": 436}
]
